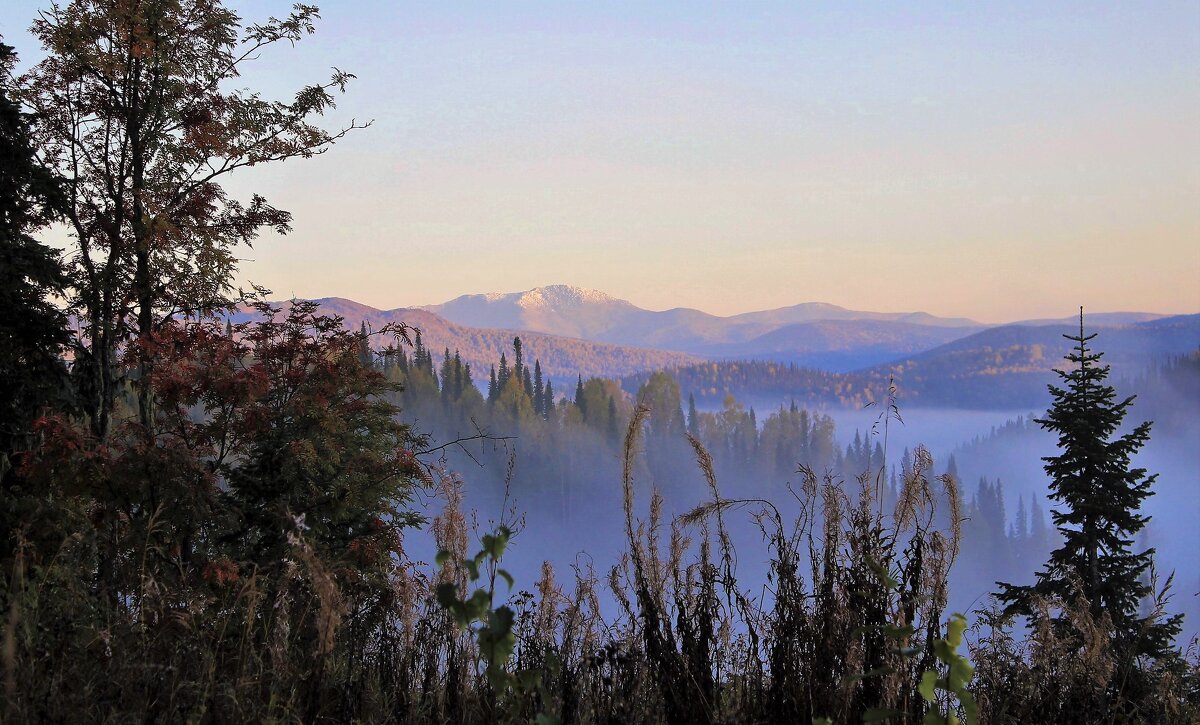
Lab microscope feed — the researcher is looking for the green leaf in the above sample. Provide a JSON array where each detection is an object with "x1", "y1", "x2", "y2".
[
  {"x1": 863, "y1": 707, "x2": 902, "y2": 722},
  {"x1": 881, "y1": 624, "x2": 916, "y2": 640},
  {"x1": 497, "y1": 568, "x2": 514, "y2": 590},
  {"x1": 517, "y1": 669, "x2": 541, "y2": 689},
  {"x1": 918, "y1": 670, "x2": 938, "y2": 702},
  {"x1": 960, "y1": 690, "x2": 979, "y2": 725},
  {"x1": 435, "y1": 550, "x2": 452, "y2": 568},
  {"x1": 948, "y1": 657, "x2": 974, "y2": 692},
  {"x1": 435, "y1": 582, "x2": 458, "y2": 609},
  {"x1": 946, "y1": 612, "x2": 968, "y2": 647}
]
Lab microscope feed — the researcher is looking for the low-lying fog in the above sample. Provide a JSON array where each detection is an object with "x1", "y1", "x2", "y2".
[{"x1": 405, "y1": 401, "x2": 1200, "y2": 642}]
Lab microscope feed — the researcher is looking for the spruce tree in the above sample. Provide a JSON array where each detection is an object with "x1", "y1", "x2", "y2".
[
  {"x1": 574, "y1": 375, "x2": 586, "y2": 419},
  {"x1": 542, "y1": 379, "x2": 554, "y2": 420},
  {"x1": 357, "y1": 322, "x2": 372, "y2": 368},
  {"x1": 1, "y1": 39, "x2": 71, "y2": 475},
  {"x1": 512, "y1": 336, "x2": 524, "y2": 385},
  {"x1": 498, "y1": 353, "x2": 510, "y2": 391},
  {"x1": 997, "y1": 312, "x2": 1180, "y2": 657},
  {"x1": 533, "y1": 360, "x2": 544, "y2": 417}
]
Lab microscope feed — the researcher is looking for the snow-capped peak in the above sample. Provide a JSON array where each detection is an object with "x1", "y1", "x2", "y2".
[{"x1": 515, "y1": 285, "x2": 622, "y2": 310}]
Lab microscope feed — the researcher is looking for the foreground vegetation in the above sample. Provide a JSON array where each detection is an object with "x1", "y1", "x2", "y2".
[{"x1": 2, "y1": 305, "x2": 1197, "y2": 722}]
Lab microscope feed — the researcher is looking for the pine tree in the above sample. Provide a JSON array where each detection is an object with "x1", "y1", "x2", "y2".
[
  {"x1": 357, "y1": 322, "x2": 373, "y2": 368},
  {"x1": 0, "y1": 38, "x2": 71, "y2": 488},
  {"x1": 1012, "y1": 495, "x2": 1029, "y2": 542},
  {"x1": 532, "y1": 360, "x2": 544, "y2": 417},
  {"x1": 488, "y1": 365, "x2": 498, "y2": 403},
  {"x1": 440, "y1": 349, "x2": 453, "y2": 403},
  {"x1": 461, "y1": 361, "x2": 473, "y2": 392},
  {"x1": 997, "y1": 312, "x2": 1180, "y2": 657},
  {"x1": 542, "y1": 379, "x2": 554, "y2": 421},
  {"x1": 574, "y1": 375, "x2": 586, "y2": 419},
  {"x1": 498, "y1": 353, "x2": 510, "y2": 391},
  {"x1": 687, "y1": 393, "x2": 700, "y2": 437},
  {"x1": 512, "y1": 336, "x2": 524, "y2": 385}
]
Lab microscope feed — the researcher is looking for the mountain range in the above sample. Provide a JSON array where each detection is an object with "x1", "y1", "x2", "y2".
[
  {"x1": 422, "y1": 285, "x2": 1187, "y2": 371},
  {"x1": 227, "y1": 297, "x2": 702, "y2": 381},
  {"x1": 233, "y1": 286, "x2": 1196, "y2": 406},
  {"x1": 422, "y1": 285, "x2": 983, "y2": 363}
]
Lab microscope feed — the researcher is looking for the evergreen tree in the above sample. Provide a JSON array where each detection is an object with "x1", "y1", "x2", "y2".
[
  {"x1": 357, "y1": 322, "x2": 372, "y2": 368},
  {"x1": 533, "y1": 360, "x2": 544, "y2": 417},
  {"x1": 488, "y1": 365, "x2": 498, "y2": 402},
  {"x1": 440, "y1": 349, "x2": 453, "y2": 403},
  {"x1": 413, "y1": 330, "x2": 426, "y2": 370},
  {"x1": 512, "y1": 336, "x2": 524, "y2": 385},
  {"x1": 498, "y1": 353, "x2": 510, "y2": 391},
  {"x1": 1012, "y1": 495, "x2": 1029, "y2": 542},
  {"x1": 542, "y1": 379, "x2": 555, "y2": 421},
  {"x1": 687, "y1": 393, "x2": 700, "y2": 437},
  {"x1": 1029, "y1": 495, "x2": 1047, "y2": 546},
  {"x1": 945, "y1": 453, "x2": 959, "y2": 482},
  {"x1": 453, "y1": 352, "x2": 464, "y2": 398},
  {"x1": 0, "y1": 37, "x2": 71, "y2": 495},
  {"x1": 574, "y1": 375, "x2": 586, "y2": 419},
  {"x1": 997, "y1": 313, "x2": 1180, "y2": 658},
  {"x1": 461, "y1": 361, "x2": 474, "y2": 396}
]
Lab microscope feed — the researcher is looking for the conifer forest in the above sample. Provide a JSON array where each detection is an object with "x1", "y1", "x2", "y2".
[{"x1": 2, "y1": 2, "x2": 1198, "y2": 722}]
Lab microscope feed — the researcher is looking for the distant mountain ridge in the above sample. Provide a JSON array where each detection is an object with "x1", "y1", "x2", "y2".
[
  {"x1": 228, "y1": 289, "x2": 1192, "y2": 392},
  {"x1": 424, "y1": 285, "x2": 982, "y2": 346},
  {"x1": 631, "y1": 314, "x2": 1200, "y2": 410},
  {"x1": 226, "y1": 297, "x2": 700, "y2": 382},
  {"x1": 421, "y1": 284, "x2": 991, "y2": 368},
  {"x1": 859, "y1": 313, "x2": 1200, "y2": 407}
]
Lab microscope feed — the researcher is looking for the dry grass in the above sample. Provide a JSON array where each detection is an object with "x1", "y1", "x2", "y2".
[{"x1": 1, "y1": 415, "x2": 1195, "y2": 723}]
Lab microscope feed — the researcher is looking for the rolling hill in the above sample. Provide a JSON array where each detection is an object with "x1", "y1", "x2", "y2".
[
  {"x1": 624, "y1": 315, "x2": 1200, "y2": 410},
  {"x1": 423, "y1": 284, "x2": 983, "y2": 360},
  {"x1": 226, "y1": 298, "x2": 701, "y2": 382}
]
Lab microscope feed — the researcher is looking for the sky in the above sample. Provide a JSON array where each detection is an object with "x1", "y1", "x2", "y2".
[{"x1": 4, "y1": 1, "x2": 1199, "y2": 323}]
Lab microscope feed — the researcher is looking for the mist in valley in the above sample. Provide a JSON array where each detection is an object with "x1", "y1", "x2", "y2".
[{"x1": 396, "y1": 358, "x2": 1200, "y2": 642}]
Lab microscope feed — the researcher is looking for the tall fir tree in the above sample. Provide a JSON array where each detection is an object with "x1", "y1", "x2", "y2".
[
  {"x1": 497, "y1": 353, "x2": 510, "y2": 391},
  {"x1": 512, "y1": 336, "x2": 524, "y2": 386},
  {"x1": 574, "y1": 375, "x2": 586, "y2": 419},
  {"x1": 0, "y1": 39, "x2": 71, "y2": 482},
  {"x1": 542, "y1": 379, "x2": 555, "y2": 421},
  {"x1": 533, "y1": 360, "x2": 544, "y2": 417},
  {"x1": 440, "y1": 349, "x2": 453, "y2": 403},
  {"x1": 997, "y1": 312, "x2": 1180, "y2": 658}
]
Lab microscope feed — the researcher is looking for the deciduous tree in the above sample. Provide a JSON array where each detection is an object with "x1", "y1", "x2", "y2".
[{"x1": 19, "y1": 0, "x2": 366, "y2": 437}]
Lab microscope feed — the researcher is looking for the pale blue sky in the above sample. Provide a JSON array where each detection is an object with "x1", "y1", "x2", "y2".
[{"x1": 5, "y1": 1, "x2": 1199, "y2": 321}]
